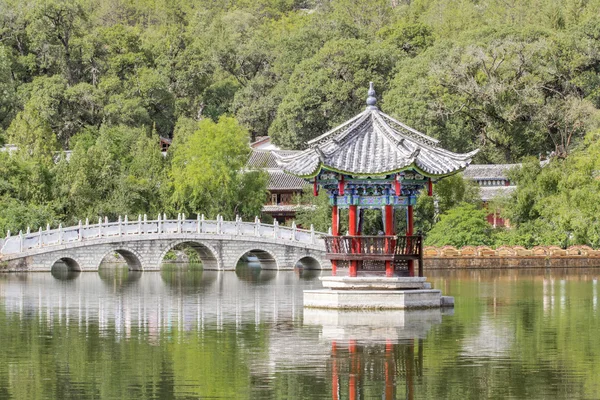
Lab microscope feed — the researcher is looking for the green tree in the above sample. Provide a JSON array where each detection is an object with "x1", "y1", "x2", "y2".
[
  {"x1": 425, "y1": 203, "x2": 494, "y2": 247},
  {"x1": 294, "y1": 187, "x2": 331, "y2": 233},
  {"x1": 169, "y1": 116, "x2": 267, "y2": 219},
  {"x1": 27, "y1": 0, "x2": 88, "y2": 84},
  {"x1": 416, "y1": 173, "x2": 480, "y2": 234},
  {"x1": 55, "y1": 125, "x2": 165, "y2": 221},
  {"x1": 0, "y1": 46, "x2": 17, "y2": 133},
  {"x1": 5, "y1": 107, "x2": 59, "y2": 164},
  {"x1": 269, "y1": 38, "x2": 396, "y2": 149},
  {"x1": 502, "y1": 134, "x2": 600, "y2": 247}
]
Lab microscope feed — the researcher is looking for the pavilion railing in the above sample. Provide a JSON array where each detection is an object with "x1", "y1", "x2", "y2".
[{"x1": 324, "y1": 235, "x2": 423, "y2": 276}]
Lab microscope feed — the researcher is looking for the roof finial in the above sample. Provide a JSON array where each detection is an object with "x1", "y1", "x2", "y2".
[{"x1": 366, "y1": 82, "x2": 377, "y2": 109}]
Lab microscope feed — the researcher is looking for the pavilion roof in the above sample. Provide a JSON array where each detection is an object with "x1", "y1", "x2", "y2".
[{"x1": 275, "y1": 83, "x2": 479, "y2": 178}]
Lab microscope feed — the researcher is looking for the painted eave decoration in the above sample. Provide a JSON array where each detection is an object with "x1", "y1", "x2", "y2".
[{"x1": 274, "y1": 83, "x2": 479, "y2": 179}]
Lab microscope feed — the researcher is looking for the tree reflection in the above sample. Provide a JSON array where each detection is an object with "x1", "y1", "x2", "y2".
[
  {"x1": 235, "y1": 261, "x2": 277, "y2": 284},
  {"x1": 295, "y1": 266, "x2": 321, "y2": 281},
  {"x1": 160, "y1": 264, "x2": 217, "y2": 293},
  {"x1": 51, "y1": 264, "x2": 81, "y2": 281},
  {"x1": 98, "y1": 264, "x2": 142, "y2": 290}
]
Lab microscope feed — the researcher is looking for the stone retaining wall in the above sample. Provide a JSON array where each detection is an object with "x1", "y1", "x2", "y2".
[{"x1": 423, "y1": 245, "x2": 600, "y2": 269}]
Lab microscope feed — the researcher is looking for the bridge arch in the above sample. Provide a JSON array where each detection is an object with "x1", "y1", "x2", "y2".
[
  {"x1": 294, "y1": 255, "x2": 322, "y2": 270},
  {"x1": 97, "y1": 247, "x2": 144, "y2": 271},
  {"x1": 50, "y1": 256, "x2": 82, "y2": 272},
  {"x1": 234, "y1": 247, "x2": 279, "y2": 270},
  {"x1": 158, "y1": 240, "x2": 220, "y2": 270}
]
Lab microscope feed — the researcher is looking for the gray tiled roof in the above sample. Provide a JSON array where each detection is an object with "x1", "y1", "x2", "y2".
[
  {"x1": 275, "y1": 108, "x2": 478, "y2": 177},
  {"x1": 262, "y1": 204, "x2": 315, "y2": 213},
  {"x1": 247, "y1": 150, "x2": 300, "y2": 169},
  {"x1": 463, "y1": 164, "x2": 520, "y2": 181},
  {"x1": 268, "y1": 172, "x2": 306, "y2": 190},
  {"x1": 480, "y1": 186, "x2": 516, "y2": 202}
]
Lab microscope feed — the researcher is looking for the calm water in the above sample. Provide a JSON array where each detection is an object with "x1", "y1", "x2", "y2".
[{"x1": 0, "y1": 266, "x2": 599, "y2": 400}]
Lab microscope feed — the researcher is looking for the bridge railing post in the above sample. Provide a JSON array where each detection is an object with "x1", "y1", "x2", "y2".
[
  {"x1": 143, "y1": 214, "x2": 147, "y2": 234},
  {"x1": 78, "y1": 220, "x2": 83, "y2": 241},
  {"x1": 138, "y1": 215, "x2": 142, "y2": 235},
  {"x1": 254, "y1": 216, "x2": 260, "y2": 237},
  {"x1": 177, "y1": 213, "x2": 182, "y2": 233},
  {"x1": 273, "y1": 220, "x2": 279, "y2": 239},
  {"x1": 157, "y1": 214, "x2": 162, "y2": 234},
  {"x1": 217, "y1": 215, "x2": 222, "y2": 234},
  {"x1": 118, "y1": 216, "x2": 123, "y2": 236},
  {"x1": 196, "y1": 214, "x2": 201, "y2": 233},
  {"x1": 310, "y1": 224, "x2": 315, "y2": 244},
  {"x1": 291, "y1": 221, "x2": 297, "y2": 241}
]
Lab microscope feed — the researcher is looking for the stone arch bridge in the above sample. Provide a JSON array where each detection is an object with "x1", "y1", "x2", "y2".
[{"x1": 0, "y1": 215, "x2": 329, "y2": 272}]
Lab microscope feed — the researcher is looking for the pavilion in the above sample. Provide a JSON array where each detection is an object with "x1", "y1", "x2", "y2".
[{"x1": 276, "y1": 83, "x2": 478, "y2": 282}]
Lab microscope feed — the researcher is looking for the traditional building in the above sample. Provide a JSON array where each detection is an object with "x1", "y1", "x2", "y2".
[
  {"x1": 276, "y1": 83, "x2": 478, "y2": 278},
  {"x1": 159, "y1": 136, "x2": 172, "y2": 152},
  {"x1": 463, "y1": 164, "x2": 518, "y2": 227},
  {"x1": 246, "y1": 149, "x2": 308, "y2": 224}
]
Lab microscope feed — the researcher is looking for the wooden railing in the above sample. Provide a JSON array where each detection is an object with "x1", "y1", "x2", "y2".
[
  {"x1": 324, "y1": 235, "x2": 422, "y2": 257},
  {"x1": 395, "y1": 235, "x2": 422, "y2": 257},
  {"x1": 324, "y1": 235, "x2": 423, "y2": 276},
  {"x1": 324, "y1": 236, "x2": 395, "y2": 257}
]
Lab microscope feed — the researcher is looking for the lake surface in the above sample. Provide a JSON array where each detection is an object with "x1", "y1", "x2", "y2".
[{"x1": 0, "y1": 266, "x2": 599, "y2": 399}]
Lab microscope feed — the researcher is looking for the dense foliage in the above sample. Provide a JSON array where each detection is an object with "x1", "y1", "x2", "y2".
[
  {"x1": 499, "y1": 132, "x2": 600, "y2": 248},
  {"x1": 2, "y1": 0, "x2": 600, "y2": 245},
  {"x1": 425, "y1": 203, "x2": 494, "y2": 247}
]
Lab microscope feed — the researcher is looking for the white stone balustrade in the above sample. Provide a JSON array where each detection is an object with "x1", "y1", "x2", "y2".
[{"x1": 1, "y1": 217, "x2": 323, "y2": 256}]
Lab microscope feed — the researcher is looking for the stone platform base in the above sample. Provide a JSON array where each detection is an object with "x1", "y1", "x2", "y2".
[
  {"x1": 320, "y1": 276, "x2": 431, "y2": 290},
  {"x1": 304, "y1": 288, "x2": 452, "y2": 310}
]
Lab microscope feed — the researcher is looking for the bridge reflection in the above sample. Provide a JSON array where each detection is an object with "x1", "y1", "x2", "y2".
[{"x1": 0, "y1": 269, "x2": 324, "y2": 337}]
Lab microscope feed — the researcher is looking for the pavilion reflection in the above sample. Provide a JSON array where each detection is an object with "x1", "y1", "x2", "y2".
[{"x1": 304, "y1": 308, "x2": 447, "y2": 400}]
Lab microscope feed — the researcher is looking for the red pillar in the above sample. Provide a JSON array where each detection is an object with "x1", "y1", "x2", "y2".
[
  {"x1": 385, "y1": 204, "x2": 394, "y2": 277},
  {"x1": 331, "y1": 205, "x2": 339, "y2": 276},
  {"x1": 349, "y1": 205, "x2": 358, "y2": 277},
  {"x1": 407, "y1": 205, "x2": 414, "y2": 277}
]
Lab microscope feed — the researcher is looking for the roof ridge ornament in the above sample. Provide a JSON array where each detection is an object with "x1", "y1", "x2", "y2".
[{"x1": 366, "y1": 82, "x2": 377, "y2": 110}]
